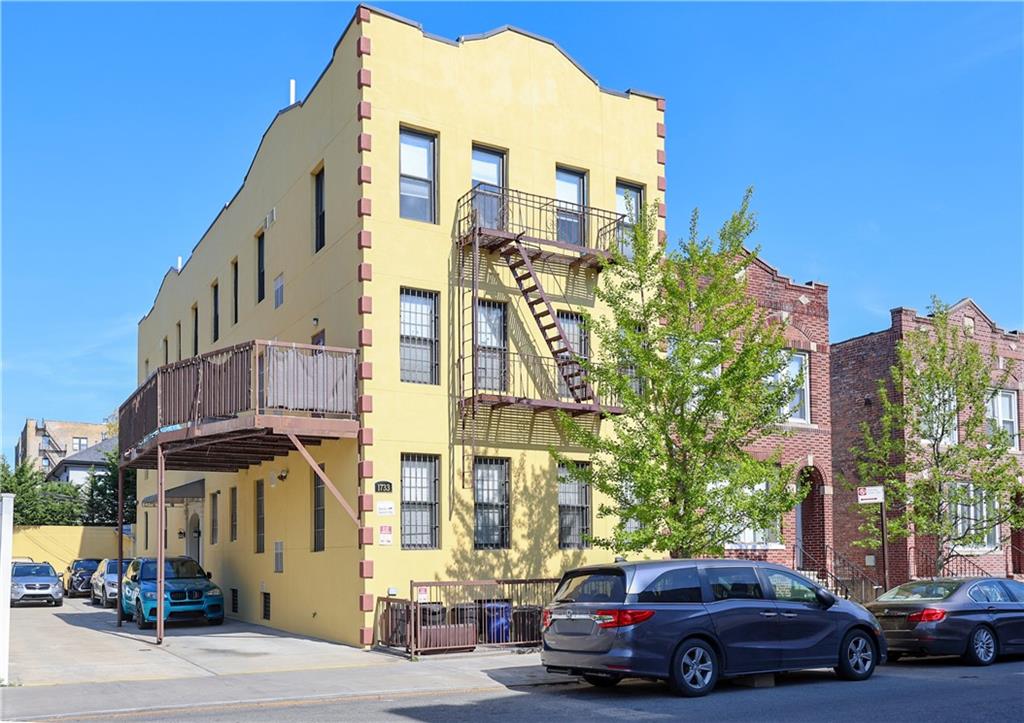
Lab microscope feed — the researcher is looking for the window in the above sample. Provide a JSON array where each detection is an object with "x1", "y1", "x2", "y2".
[
  {"x1": 313, "y1": 167, "x2": 326, "y2": 252},
  {"x1": 772, "y1": 351, "x2": 809, "y2": 423},
  {"x1": 274, "y1": 541, "x2": 284, "y2": 573},
  {"x1": 229, "y1": 486, "x2": 237, "y2": 542},
  {"x1": 969, "y1": 581, "x2": 1012, "y2": 603},
  {"x1": 558, "y1": 462, "x2": 591, "y2": 549},
  {"x1": 71, "y1": 437, "x2": 88, "y2": 452},
  {"x1": 553, "y1": 569, "x2": 626, "y2": 603},
  {"x1": 474, "y1": 457, "x2": 510, "y2": 549},
  {"x1": 557, "y1": 311, "x2": 587, "y2": 398},
  {"x1": 176, "y1": 322, "x2": 182, "y2": 361},
  {"x1": 706, "y1": 566, "x2": 764, "y2": 601},
  {"x1": 192, "y1": 305, "x2": 199, "y2": 356},
  {"x1": 163, "y1": 337, "x2": 169, "y2": 365},
  {"x1": 399, "y1": 129, "x2": 436, "y2": 222},
  {"x1": 471, "y1": 146, "x2": 505, "y2": 228},
  {"x1": 273, "y1": 274, "x2": 284, "y2": 309},
  {"x1": 477, "y1": 301, "x2": 508, "y2": 392},
  {"x1": 401, "y1": 454, "x2": 440, "y2": 549},
  {"x1": 230, "y1": 588, "x2": 239, "y2": 614},
  {"x1": 144, "y1": 511, "x2": 149, "y2": 550},
  {"x1": 555, "y1": 167, "x2": 586, "y2": 246},
  {"x1": 638, "y1": 567, "x2": 703, "y2": 603},
  {"x1": 921, "y1": 387, "x2": 958, "y2": 446},
  {"x1": 231, "y1": 260, "x2": 239, "y2": 324},
  {"x1": 261, "y1": 592, "x2": 271, "y2": 620},
  {"x1": 254, "y1": 479, "x2": 265, "y2": 553},
  {"x1": 954, "y1": 482, "x2": 998, "y2": 550},
  {"x1": 987, "y1": 389, "x2": 1019, "y2": 449},
  {"x1": 615, "y1": 182, "x2": 643, "y2": 258},
  {"x1": 765, "y1": 570, "x2": 818, "y2": 603},
  {"x1": 256, "y1": 232, "x2": 266, "y2": 303},
  {"x1": 399, "y1": 289, "x2": 440, "y2": 384},
  {"x1": 211, "y1": 282, "x2": 220, "y2": 342},
  {"x1": 1004, "y1": 580, "x2": 1024, "y2": 603},
  {"x1": 210, "y1": 492, "x2": 219, "y2": 545},
  {"x1": 622, "y1": 477, "x2": 642, "y2": 533},
  {"x1": 729, "y1": 479, "x2": 782, "y2": 547},
  {"x1": 312, "y1": 465, "x2": 325, "y2": 552}
]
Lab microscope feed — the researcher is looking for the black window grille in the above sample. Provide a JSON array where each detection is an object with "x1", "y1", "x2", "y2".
[
  {"x1": 314, "y1": 167, "x2": 326, "y2": 251},
  {"x1": 230, "y1": 588, "x2": 239, "y2": 614},
  {"x1": 254, "y1": 479, "x2": 265, "y2": 554},
  {"x1": 399, "y1": 288, "x2": 440, "y2": 384},
  {"x1": 256, "y1": 232, "x2": 266, "y2": 303},
  {"x1": 401, "y1": 454, "x2": 439, "y2": 549},
  {"x1": 558, "y1": 462, "x2": 591, "y2": 549},
  {"x1": 474, "y1": 457, "x2": 510, "y2": 550},
  {"x1": 312, "y1": 466, "x2": 325, "y2": 552},
  {"x1": 261, "y1": 592, "x2": 271, "y2": 620}
]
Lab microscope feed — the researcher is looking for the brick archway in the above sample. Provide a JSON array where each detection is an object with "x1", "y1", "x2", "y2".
[{"x1": 798, "y1": 466, "x2": 829, "y2": 570}]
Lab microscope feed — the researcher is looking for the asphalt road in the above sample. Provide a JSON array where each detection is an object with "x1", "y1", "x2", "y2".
[{"x1": 61, "y1": 655, "x2": 1024, "y2": 722}]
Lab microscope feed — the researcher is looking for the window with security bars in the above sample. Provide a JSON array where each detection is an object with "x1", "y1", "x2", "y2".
[
  {"x1": 474, "y1": 457, "x2": 510, "y2": 549},
  {"x1": 401, "y1": 454, "x2": 439, "y2": 549},
  {"x1": 558, "y1": 462, "x2": 591, "y2": 549},
  {"x1": 400, "y1": 289, "x2": 439, "y2": 384},
  {"x1": 261, "y1": 592, "x2": 271, "y2": 620},
  {"x1": 312, "y1": 466, "x2": 325, "y2": 552},
  {"x1": 557, "y1": 311, "x2": 588, "y2": 398},
  {"x1": 230, "y1": 588, "x2": 239, "y2": 614},
  {"x1": 476, "y1": 301, "x2": 507, "y2": 392}
]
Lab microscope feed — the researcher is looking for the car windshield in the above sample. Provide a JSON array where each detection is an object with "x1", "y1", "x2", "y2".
[
  {"x1": 73, "y1": 560, "x2": 100, "y2": 572},
  {"x1": 140, "y1": 558, "x2": 207, "y2": 581},
  {"x1": 13, "y1": 563, "x2": 56, "y2": 577},
  {"x1": 876, "y1": 581, "x2": 962, "y2": 601},
  {"x1": 553, "y1": 569, "x2": 626, "y2": 603},
  {"x1": 106, "y1": 560, "x2": 130, "y2": 574}
]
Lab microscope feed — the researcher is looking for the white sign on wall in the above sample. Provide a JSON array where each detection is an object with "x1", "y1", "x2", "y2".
[
  {"x1": 857, "y1": 486, "x2": 885, "y2": 505},
  {"x1": 377, "y1": 502, "x2": 395, "y2": 516},
  {"x1": 416, "y1": 585, "x2": 429, "y2": 603},
  {"x1": 379, "y1": 524, "x2": 393, "y2": 546}
]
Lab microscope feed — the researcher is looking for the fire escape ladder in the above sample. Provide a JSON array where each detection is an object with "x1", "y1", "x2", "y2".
[{"x1": 503, "y1": 240, "x2": 594, "y2": 404}]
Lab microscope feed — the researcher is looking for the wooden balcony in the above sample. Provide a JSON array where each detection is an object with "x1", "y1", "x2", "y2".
[
  {"x1": 455, "y1": 185, "x2": 625, "y2": 268},
  {"x1": 460, "y1": 349, "x2": 622, "y2": 416},
  {"x1": 118, "y1": 340, "x2": 359, "y2": 471}
]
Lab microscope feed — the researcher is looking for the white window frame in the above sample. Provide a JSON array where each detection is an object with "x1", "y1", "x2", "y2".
[
  {"x1": 724, "y1": 481, "x2": 785, "y2": 550},
  {"x1": 920, "y1": 387, "x2": 958, "y2": 448},
  {"x1": 953, "y1": 481, "x2": 999, "y2": 553},
  {"x1": 987, "y1": 389, "x2": 1019, "y2": 450},
  {"x1": 771, "y1": 351, "x2": 809, "y2": 424},
  {"x1": 399, "y1": 129, "x2": 437, "y2": 223}
]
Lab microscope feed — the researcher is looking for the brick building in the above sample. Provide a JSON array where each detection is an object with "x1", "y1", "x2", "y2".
[
  {"x1": 724, "y1": 256, "x2": 835, "y2": 579},
  {"x1": 14, "y1": 418, "x2": 109, "y2": 476},
  {"x1": 831, "y1": 299, "x2": 1024, "y2": 587}
]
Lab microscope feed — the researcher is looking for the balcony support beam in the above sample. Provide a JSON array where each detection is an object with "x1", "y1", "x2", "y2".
[{"x1": 287, "y1": 433, "x2": 359, "y2": 526}]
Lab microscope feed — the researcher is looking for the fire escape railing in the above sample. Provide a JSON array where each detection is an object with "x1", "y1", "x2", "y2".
[
  {"x1": 119, "y1": 340, "x2": 358, "y2": 455},
  {"x1": 455, "y1": 184, "x2": 626, "y2": 254}
]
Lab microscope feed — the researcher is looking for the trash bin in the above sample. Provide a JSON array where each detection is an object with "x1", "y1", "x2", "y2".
[
  {"x1": 511, "y1": 605, "x2": 542, "y2": 644},
  {"x1": 481, "y1": 601, "x2": 511, "y2": 644},
  {"x1": 385, "y1": 603, "x2": 409, "y2": 647},
  {"x1": 417, "y1": 602, "x2": 446, "y2": 625},
  {"x1": 450, "y1": 602, "x2": 480, "y2": 637}
]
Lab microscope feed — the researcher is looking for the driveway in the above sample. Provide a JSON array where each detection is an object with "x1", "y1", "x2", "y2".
[{"x1": 8, "y1": 597, "x2": 400, "y2": 686}]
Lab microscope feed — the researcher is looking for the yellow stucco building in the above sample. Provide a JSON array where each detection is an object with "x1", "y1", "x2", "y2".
[{"x1": 125, "y1": 5, "x2": 664, "y2": 647}]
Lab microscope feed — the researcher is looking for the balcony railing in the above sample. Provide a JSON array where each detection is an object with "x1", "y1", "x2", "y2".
[
  {"x1": 456, "y1": 184, "x2": 626, "y2": 256},
  {"x1": 462, "y1": 348, "x2": 621, "y2": 412},
  {"x1": 119, "y1": 340, "x2": 358, "y2": 454}
]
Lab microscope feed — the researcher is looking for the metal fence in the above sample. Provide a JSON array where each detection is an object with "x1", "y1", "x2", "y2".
[{"x1": 375, "y1": 578, "x2": 560, "y2": 656}]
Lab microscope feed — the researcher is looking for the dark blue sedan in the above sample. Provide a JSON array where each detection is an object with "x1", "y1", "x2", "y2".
[{"x1": 541, "y1": 559, "x2": 886, "y2": 696}]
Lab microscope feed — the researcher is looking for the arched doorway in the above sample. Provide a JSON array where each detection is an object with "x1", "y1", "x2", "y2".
[
  {"x1": 796, "y1": 466, "x2": 827, "y2": 572},
  {"x1": 187, "y1": 512, "x2": 202, "y2": 564}
]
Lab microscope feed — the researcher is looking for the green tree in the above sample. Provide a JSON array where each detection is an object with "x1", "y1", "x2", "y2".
[
  {"x1": 83, "y1": 449, "x2": 137, "y2": 525},
  {"x1": 0, "y1": 456, "x2": 85, "y2": 525},
  {"x1": 849, "y1": 298, "x2": 1023, "y2": 573},
  {"x1": 557, "y1": 190, "x2": 806, "y2": 558}
]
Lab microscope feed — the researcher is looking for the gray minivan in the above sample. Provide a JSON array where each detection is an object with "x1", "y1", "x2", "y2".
[{"x1": 541, "y1": 559, "x2": 886, "y2": 696}]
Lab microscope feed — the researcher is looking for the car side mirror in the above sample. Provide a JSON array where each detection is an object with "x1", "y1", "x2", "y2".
[
  {"x1": 206, "y1": 572, "x2": 212, "y2": 579},
  {"x1": 815, "y1": 588, "x2": 837, "y2": 609},
  {"x1": 129, "y1": 573, "x2": 139, "y2": 583}
]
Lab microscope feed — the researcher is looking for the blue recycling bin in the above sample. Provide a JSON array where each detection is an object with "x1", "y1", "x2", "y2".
[{"x1": 482, "y1": 602, "x2": 511, "y2": 643}]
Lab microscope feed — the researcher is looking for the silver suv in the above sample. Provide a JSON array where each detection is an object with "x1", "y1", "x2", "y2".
[{"x1": 11, "y1": 562, "x2": 64, "y2": 606}]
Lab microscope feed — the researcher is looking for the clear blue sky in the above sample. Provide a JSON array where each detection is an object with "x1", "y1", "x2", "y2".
[{"x1": 2, "y1": 2, "x2": 1022, "y2": 459}]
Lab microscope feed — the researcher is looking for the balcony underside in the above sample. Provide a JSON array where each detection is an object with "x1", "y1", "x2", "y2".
[
  {"x1": 122, "y1": 415, "x2": 358, "y2": 471},
  {"x1": 463, "y1": 393, "x2": 622, "y2": 417},
  {"x1": 460, "y1": 227, "x2": 610, "y2": 270}
]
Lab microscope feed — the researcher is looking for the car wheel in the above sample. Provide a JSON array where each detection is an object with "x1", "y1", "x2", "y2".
[
  {"x1": 136, "y1": 602, "x2": 152, "y2": 630},
  {"x1": 122, "y1": 601, "x2": 133, "y2": 622},
  {"x1": 581, "y1": 673, "x2": 621, "y2": 688},
  {"x1": 886, "y1": 652, "x2": 903, "y2": 663},
  {"x1": 962, "y1": 626, "x2": 997, "y2": 666},
  {"x1": 668, "y1": 639, "x2": 719, "y2": 697},
  {"x1": 835, "y1": 629, "x2": 877, "y2": 681},
  {"x1": 89, "y1": 588, "x2": 97, "y2": 605},
  {"x1": 208, "y1": 617, "x2": 225, "y2": 626},
  {"x1": 102, "y1": 589, "x2": 112, "y2": 608},
  {"x1": 54, "y1": 598, "x2": 64, "y2": 607}
]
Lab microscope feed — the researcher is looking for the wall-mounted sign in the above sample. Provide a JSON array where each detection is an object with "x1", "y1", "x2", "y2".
[
  {"x1": 379, "y1": 524, "x2": 393, "y2": 546},
  {"x1": 374, "y1": 480, "x2": 393, "y2": 494},
  {"x1": 377, "y1": 501, "x2": 395, "y2": 516},
  {"x1": 857, "y1": 486, "x2": 885, "y2": 505},
  {"x1": 416, "y1": 585, "x2": 429, "y2": 603}
]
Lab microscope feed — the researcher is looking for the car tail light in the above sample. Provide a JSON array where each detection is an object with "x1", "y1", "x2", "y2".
[
  {"x1": 542, "y1": 608, "x2": 552, "y2": 630},
  {"x1": 594, "y1": 609, "x2": 655, "y2": 629},
  {"x1": 907, "y1": 608, "x2": 947, "y2": 623}
]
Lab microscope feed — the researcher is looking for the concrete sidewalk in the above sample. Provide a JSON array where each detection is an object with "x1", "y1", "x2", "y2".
[{"x1": 0, "y1": 649, "x2": 573, "y2": 721}]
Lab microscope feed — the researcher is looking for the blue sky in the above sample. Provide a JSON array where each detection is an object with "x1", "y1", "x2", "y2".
[{"x1": 2, "y1": 2, "x2": 1021, "y2": 459}]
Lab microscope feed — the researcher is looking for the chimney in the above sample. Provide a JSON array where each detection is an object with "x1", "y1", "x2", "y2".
[
  {"x1": 289, "y1": 79, "x2": 296, "y2": 105},
  {"x1": 177, "y1": 256, "x2": 183, "y2": 272}
]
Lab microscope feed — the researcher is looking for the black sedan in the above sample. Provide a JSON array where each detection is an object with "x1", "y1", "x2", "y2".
[
  {"x1": 64, "y1": 558, "x2": 101, "y2": 597},
  {"x1": 866, "y1": 578, "x2": 1024, "y2": 665}
]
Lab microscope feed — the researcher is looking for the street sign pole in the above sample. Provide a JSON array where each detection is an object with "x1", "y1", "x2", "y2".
[{"x1": 880, "y1": 501, "x2": 889, "y2": 591}]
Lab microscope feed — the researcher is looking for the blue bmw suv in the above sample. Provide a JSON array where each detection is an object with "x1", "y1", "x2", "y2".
[{"x1": 121, "y1": 556, "x2": 225, "y2": 629}]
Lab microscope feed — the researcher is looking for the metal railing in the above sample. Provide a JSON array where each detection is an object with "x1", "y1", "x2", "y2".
[
  {"x1": 911, "y1": 545, "x2": 994, "y2": 579},
  {"x1": 455, "y1": 184, "x2": 625, "y2": 255},
  {"x1": 825, "y1": 543, "x2": 883, "y2": 603},
  {"x1": 375, "y1": 578, "x2": 560, "y2": 656},
  {"x1": 119, "y1": 339, "x2": 358, "y2": 453},
  {"x1": 462, "y1": 348, "x2": 621, "y2": 411}
]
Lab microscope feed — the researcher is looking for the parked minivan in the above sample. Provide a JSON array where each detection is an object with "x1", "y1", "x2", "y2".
[{"x1": 541, "y1": 559, "x2": 886, "y2": 696}]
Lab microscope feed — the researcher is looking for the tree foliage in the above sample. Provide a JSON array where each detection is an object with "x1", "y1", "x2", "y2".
[
  {"x1": 0, "y1": 457, "x2": 85, "y2": 525},
  {"x1": 850, "y1": 298, "x2": 1024, "y2": 572},
  {"x1": 556, "y1": 190, "x2": 807, "y2": 558},
  {"x1": 83, "y1": 449, "x2": 137, "y2": 526}
]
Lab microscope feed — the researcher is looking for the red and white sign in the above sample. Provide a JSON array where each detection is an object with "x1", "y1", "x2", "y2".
[
  {"x1": 857, "y1": 486, "x2": 885, "y2": 505},
  {"x1": 379, "y1": 524, "x2": 393, "y2": 546}
]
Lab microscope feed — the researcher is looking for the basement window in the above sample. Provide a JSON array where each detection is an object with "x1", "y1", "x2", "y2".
[
  {"x1": 262, "y1": 592, "x2": 271, "y2": 621},
  {"x1": 230, "y1": 588, "x2": 239, "y2": 614}
]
